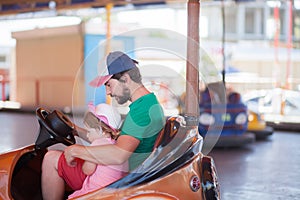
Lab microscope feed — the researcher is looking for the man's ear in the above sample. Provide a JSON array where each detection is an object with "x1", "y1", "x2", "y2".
[{"x1": 120, "y1": 74, "x2": 130, "y2": 83}]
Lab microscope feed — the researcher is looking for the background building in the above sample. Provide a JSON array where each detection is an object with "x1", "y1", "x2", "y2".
[
  {"x1": 201, "y1": 1, "x2": 300, "y2": 92},
  {"x1": 1, "y1": 0, "x2": 300, "y2": 111}
]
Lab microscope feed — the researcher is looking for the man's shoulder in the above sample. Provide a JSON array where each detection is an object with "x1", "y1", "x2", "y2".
[{"x1": 130, "y1": 93, "x2": 160, "y2": 109}]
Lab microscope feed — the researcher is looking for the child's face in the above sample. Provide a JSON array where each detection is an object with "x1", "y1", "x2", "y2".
[{"x1": 83, "y1": 112, "x2": 103, "y2": 141}]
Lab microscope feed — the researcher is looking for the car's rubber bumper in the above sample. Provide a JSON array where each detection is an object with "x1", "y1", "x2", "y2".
[{"x1": 248, "y1": 126, "x2": 274, "y2": 140}]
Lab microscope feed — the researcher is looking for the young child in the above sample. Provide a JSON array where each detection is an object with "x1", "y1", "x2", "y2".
[{"x1": 68, "y1": 103, "x2": 128, "y2": 199}]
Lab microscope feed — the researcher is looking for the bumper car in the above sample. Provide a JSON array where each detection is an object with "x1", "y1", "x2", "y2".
[
  {"x1": 244, "y1": 88, "x2": 300, "y2": 131},
  {"x1": 0, "y1": 107, "x2": 220, "y2": 200},
  {"x1": 199, "y1": 88, "x2": 255, "y2": 148},
  {"x1": 247, "y1": 109, "x2": 273, "y2": 140}
]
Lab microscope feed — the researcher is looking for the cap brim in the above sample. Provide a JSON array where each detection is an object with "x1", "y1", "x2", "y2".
[{"x1": 89, "y1": 75, "x2": 113, "y2": 87}]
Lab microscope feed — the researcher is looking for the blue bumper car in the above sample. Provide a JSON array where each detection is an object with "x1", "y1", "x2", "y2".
[{"x1": 199, "y1": 89, "x2": 255, "y2": 148}]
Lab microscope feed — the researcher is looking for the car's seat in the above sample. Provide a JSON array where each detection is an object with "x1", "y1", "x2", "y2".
[
  {"x1": 227, "y1": 92, "x2": 241, "y2": 104},
  {"x1": 153, "y1": 116, "x2": 180, "y2": 149}
]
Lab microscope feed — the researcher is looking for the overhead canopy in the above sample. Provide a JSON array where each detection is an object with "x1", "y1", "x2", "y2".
[{"x1": 0, "y1": 0, "x2": 185, "y2": 16}]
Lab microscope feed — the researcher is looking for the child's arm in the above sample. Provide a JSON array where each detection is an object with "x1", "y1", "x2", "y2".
[
  {"x1": 73, "y1": 125, "x2": 89, "y2": 142},
  {"x1": 82, "y1": 130, "x2": 103, "y2": 175},
  {"x1": 82, "y1": 161, "x2": 97, "y2": 175}
]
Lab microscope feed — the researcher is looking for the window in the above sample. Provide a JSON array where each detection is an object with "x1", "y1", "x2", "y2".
[
  {"x1": 245, "y1": 8, "x2": 255, "y2": 34},
  {"x1": 225, "y1": 7, "x2": 237, "y2": 34},
  {"x1": 0, "y1": 55, "x2": 6, "y2": 63}
]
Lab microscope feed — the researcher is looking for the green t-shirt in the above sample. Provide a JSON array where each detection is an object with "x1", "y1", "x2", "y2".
[{"x1": 120, "y1": 93, "x2": 165, "y2": 171}]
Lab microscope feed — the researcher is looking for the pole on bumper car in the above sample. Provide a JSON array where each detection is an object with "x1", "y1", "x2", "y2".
[
  {"x1": 105, "y1": 3, "x2": 113, "y2": 105},
  {"x1": 185, "y1": 0, "x2": 200, "y2": 126}
]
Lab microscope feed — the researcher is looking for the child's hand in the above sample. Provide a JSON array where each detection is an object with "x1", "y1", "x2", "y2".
[
  {"x1": 82, "y1": 161, "x2": 97, "y2": 175},
  {"x1": 87, "y1": 128, "x2": 102, "y2": 142}
]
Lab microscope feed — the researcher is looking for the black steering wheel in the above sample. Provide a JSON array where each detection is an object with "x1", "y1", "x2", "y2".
[{"x1": 36, "y1": 107, "x2": 76, "y2": 147}]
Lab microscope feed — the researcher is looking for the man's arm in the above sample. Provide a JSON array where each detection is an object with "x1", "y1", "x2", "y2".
[{"x1": 64, "y1": 135, "x2": 140, "y2": 166}]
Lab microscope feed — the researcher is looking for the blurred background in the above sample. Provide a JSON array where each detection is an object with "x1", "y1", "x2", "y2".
[{"x1": 1, "y1": 0, "x2": 300, "y2": 125}]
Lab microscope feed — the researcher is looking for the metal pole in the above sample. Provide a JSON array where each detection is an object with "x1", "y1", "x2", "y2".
[
  {"x1": 274, "y1": 4, "x2": 280, "y2": 88},
  {"x1": 286, "y1": 0, "x2": 292, "y2": 89},
  {"x1": 105, "y1": 3, "x2": 113, "y2": 104},
  {"x1": 105, "y1": 3, "x2": 113, "y2": 55},
  {"x1": 185, "y1": 0, "x2": 200, "y2": 124},
  {"x1": 1, "y1": 80, "x2": 5, "y2": 101},
  {"x1": 221, "y1": 0, "x2": 226, "y2": 85}
]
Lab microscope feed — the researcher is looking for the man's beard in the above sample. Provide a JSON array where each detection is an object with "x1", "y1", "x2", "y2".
[{"x1": 116, "y1": 86, "x2": 131, "y2": 104}]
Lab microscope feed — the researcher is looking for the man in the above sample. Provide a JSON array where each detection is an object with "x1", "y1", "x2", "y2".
[{"x1": 41, "y1": 51, "x2": 165, "y2": 200}]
